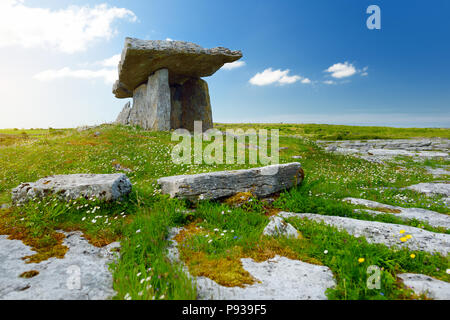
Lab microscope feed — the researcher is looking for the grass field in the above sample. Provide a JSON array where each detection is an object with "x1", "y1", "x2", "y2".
[
  {"x1": 215, "y1": 123, "x2": 450, "y2": 140},
  {"x1": 0, "y1": 123, "x2": 448, "y2": 300}
]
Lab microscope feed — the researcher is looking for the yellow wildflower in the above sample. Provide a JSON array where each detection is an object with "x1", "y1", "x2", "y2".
[
  {"x1": 358, "y1": 258, "x2": 365, "y2": 263},
  {"x1": 399, "y1": 230, "x2": 406, "y2": 234},
  {"x1": 410, "y1": 254, "x2": 416, "y2": 259},
  {"x1": 406, "y1": 235, "x2": 412, "y2": 239},
  {"x1": 400, "y1": 237, "x2": 407, "y2": 242}
]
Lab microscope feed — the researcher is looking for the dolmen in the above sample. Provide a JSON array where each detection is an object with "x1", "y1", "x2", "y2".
[
  {"x1": 158, "y1": 163, "x2": 304, "y2": 201},
  {"x1": 113, "y1": 38, "x2": 243, "y2": 132},
  {"x1": 12, "y1": 174, "x2": 132, "y2": 204}
]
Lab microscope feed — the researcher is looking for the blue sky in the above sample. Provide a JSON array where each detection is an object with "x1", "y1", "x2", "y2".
[{"x1": 0, "y1": 0, "x2": 449, "y2": 128}]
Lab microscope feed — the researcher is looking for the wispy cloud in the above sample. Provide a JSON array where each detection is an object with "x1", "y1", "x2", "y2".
[
  {"x1": 249, "y1": 68, "x2": 310, "y2": 86},
  {"x1": 0, "y1": 1, "x2": 136, "y2": 53},
  {"x1": 34, "y1": 67, "x2": 117, "y2": 84},
  {"x1": 221, "y1": 60, "x2": 246, "y2": 70},
  {"x1": 99, "y1": 54, "x2": 121, "y2": 67}
]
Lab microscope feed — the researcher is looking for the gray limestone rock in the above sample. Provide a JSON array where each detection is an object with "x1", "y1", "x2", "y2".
[
  {"x1": 0, "y1": 232, "x2": 120, "y2": 300},
  {"x1": 344, "y1": 197, "x2": 450, "y2": 229},
  {"x1": 167, "y1": 228, "x2": 335, "y2": 300},
  {"x1": 12, "y1": 174, "x2": 132, "y2": 204},
  {"x1": 127, "y1": 69, "x2": 171, "y2": 131},
  {"x1": 397, "y1": 273, "x2": 450, "y2": 300},
  {"x1": 263, "y1": 216, "x2": 300, "y2": 239},
  {"x1": 278, "y1": 212, "x2": 450, "y2": 255},
  {"x1": 114, "y1": 38, "x2": 243, "y2": 98},
  {"x1": 115, "y1": 101, "x2": 131, "y2": 125},
  {"x1": 405, "y1": 182, "x2": 450, "y2": 197},
  {"x1": 178, "y1": 78, "x2": 213, "y2": 132},
  {"x1": 158, "y1": 163, "x2": 304, "y2": 201},
  {"x1": 196, "y1": 256, "x2": 336, "y2": 300}
]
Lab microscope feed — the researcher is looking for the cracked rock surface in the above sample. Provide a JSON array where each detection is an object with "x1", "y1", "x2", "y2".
[
  {"x1": 278, "y1": 212, "x2": 450, "y2": 255},
  {"x1": 167, "y1": 228, "x2": 335, "y2": 300},
  {"x1": 398, "y1": 273, "x2": 450, "y2": 300},
  {"x1": 0, "y1": 231, "x2": 120, "y2": 300},
  {"x1": 344, "y1": 197, "x2": 450, "y2": 229}
]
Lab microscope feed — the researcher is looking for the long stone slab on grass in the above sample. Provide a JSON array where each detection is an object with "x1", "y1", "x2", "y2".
[
  {"x1": 158, "y1": 163, "x2": 303, "y2": 201},
  {"x1": 12, "y1": 174, "x2": 132, "y2": 204},
  {"x1": 397, "y1": 273, "x2": 450, "y2": 300},
  {"x1": 278, "y1": 212, "x2": 450, "y2": 255},
  {"x1": 344, "y1": 197, "x2": 450, "y2": 229}
]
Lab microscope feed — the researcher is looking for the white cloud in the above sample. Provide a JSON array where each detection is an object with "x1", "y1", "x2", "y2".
[
  {"x1": 0, "y1": 1, "x2": 136, "y2": 53},
  {"x1": 325, "y1": 62, "x2": 357, "y2": 79},
  {"x1": 249, "y1": 68, "x2": 304, "y2": 86},
  {"x1": 221, "y1": 60, "x2": 246, "y2": 70},
  {"x1": 34, "y1": 67, "x2": 117, "y2": 84},
  {"x1": 165, "y1": 38, "x2": 174, "y2": 41},
  {"x1": 323, "y1": 80, "x2": 336, "y2": 85},
  {"x1": 100, "y1": 54, "x2": 121, "y2": 67},
  {"x1": 301, "y1": 78, "x2": 311, "y2": 84}
]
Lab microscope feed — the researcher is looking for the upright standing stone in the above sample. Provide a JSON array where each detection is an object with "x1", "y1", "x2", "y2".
[
  {"x1": 180, "y1": 78, "x2": 213, "y2": 132},
  {"x1": 169, "y1": 78, "x2": 213, "y2": 132},
  {"x1": 115, "y1": 101, "x2": 131, "y2": 125},
  {"x1": 148, "y1": 68, "x2": 171, "y2": 131},
  {"x1": 127, "y1": 69, "x2": 171, "y2": 131}
]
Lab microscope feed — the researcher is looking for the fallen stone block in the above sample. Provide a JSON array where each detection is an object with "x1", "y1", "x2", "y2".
[
  {"x1": 158, "y1": 163, "x2": 303, "y2": 201},
  {"x1": 397, "y1": 273, "x2": 450, "y2": 300},
  {"x1": 12, "y1": 174, "x2": 132, "y2": 204},
  {"x1": 263, "y1": 216, "x2": 301, "y2": 239}
]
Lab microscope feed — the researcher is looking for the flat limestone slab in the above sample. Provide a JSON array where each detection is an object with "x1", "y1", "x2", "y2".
[
  {"x1": 0, "y1": 232, "x2": 119, "y2": 300},
  {"x1": 114, "y1": 38, "x2": 243, "y2": 98},
  {"x1": 278, "y1": 212, "x2": 450, "y2": 255},
  {"x1": 167, "y1": 228, "x2": 335, "y2": 300},
  {"x1": 405, "y1": 182, "x2": 450, "y2": 197},
  {"x1": 12, "y1": 174, "x2": 132, "y2": 204},
  {"x1": 158, "y1": 163, "x2": 303, "y2": 201},
  {"x1": 397, "y1": 273, "x2": 450, "y2": 300},
  {"x1": 197, "y1": 256, "x2": 335, "y2": 300},
  {"x1": 344, "y1": 197, "x2": 450, "y2": 229}
]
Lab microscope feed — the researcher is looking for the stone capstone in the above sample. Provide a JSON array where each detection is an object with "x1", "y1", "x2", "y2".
[
  {"x1": 114, "y1": 38, "x2": 243, "y2": 96},
  {"x1": 12, "y1": 174, "x2": 132, "y2": 204},
  {"x1": 157, "y1": 163, "x2": 304, "y2": 201}
]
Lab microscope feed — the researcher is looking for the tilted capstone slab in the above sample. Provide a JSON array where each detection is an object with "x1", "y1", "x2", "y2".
[
  {"x1": 157, "y1": 163, "x2": 304, "y2": 201},
  {"x1": 12, "y1": 174, "x2": 132, "y2": 204}
]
